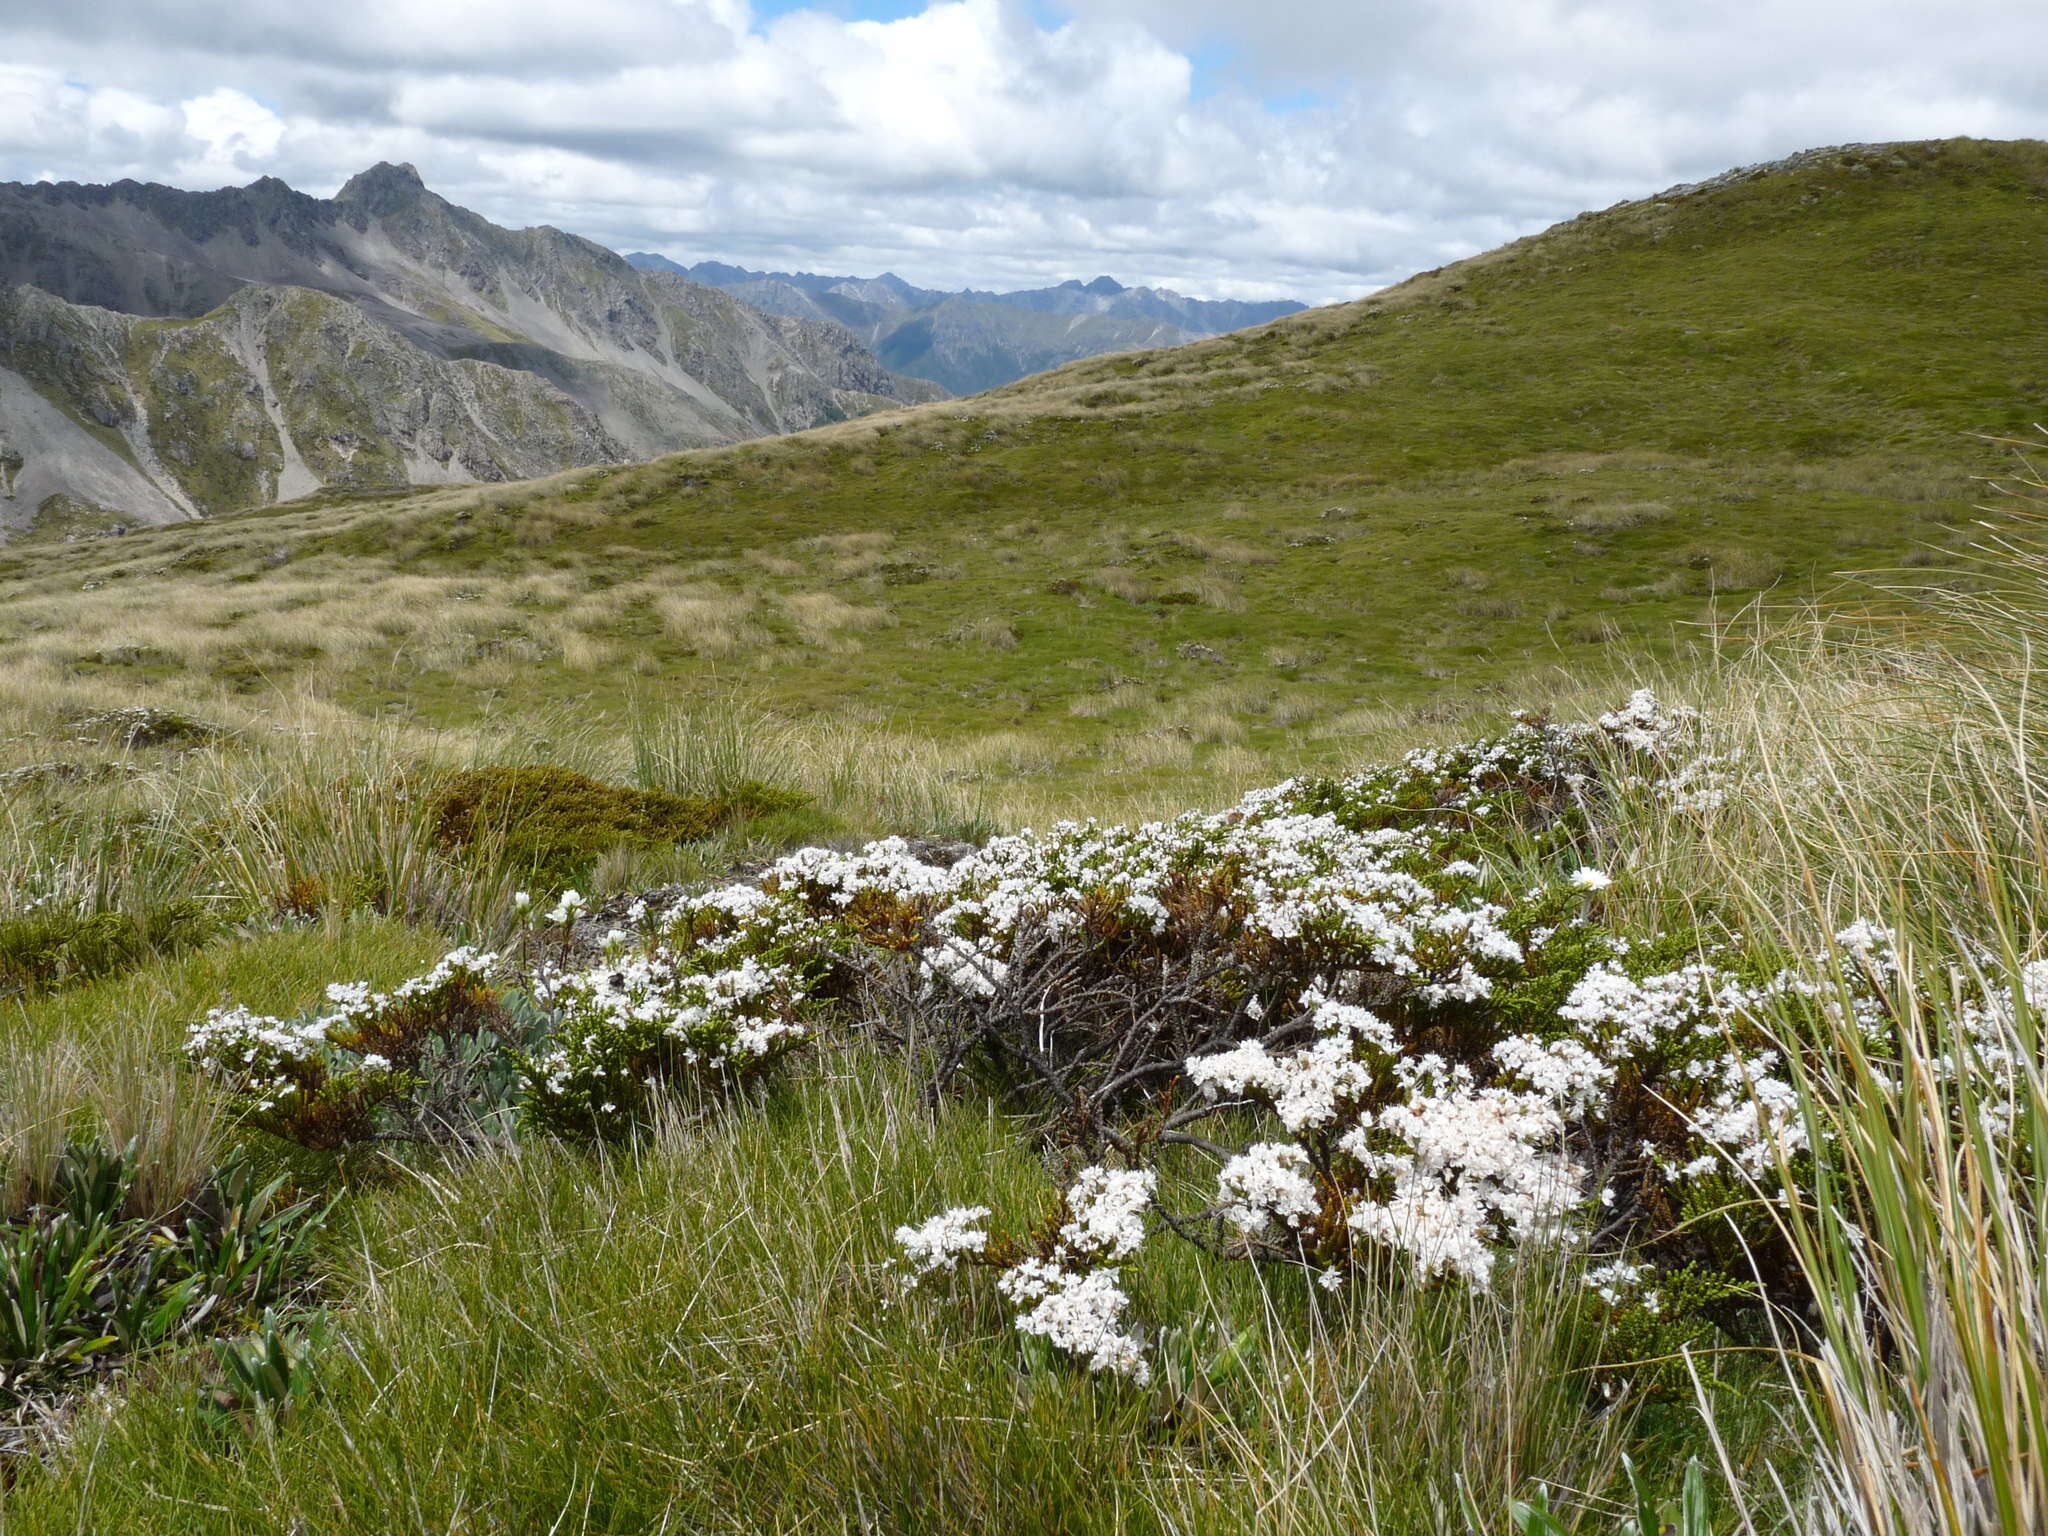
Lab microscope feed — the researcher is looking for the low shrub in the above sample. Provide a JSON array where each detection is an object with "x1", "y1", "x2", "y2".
[
  {"x1": 63, "y1": 706, "x2": 222, "y2": 751},
  {"x1": 185, "y1": 948, "x2": 526, "y2": 1150},
  {"x1": 173, "y1": 695, "x2": 1903, "y2": 1400},
  {"x1": 0, "y1": 901, "x2": 222, "y2": 998},
  {"x1": 427, "y1": 765, "x2": 807, "y2": 888}
]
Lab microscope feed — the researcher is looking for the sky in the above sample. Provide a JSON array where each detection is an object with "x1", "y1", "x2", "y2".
[{"x1": 2, "y1": 0, "x2": 2046, "y2": 305}]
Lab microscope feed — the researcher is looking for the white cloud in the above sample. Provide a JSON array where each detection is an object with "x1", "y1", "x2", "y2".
[
  {"x1": 2, "y1": 0, "x2": 2047, "y2": 303},
  {"x1": 178, "y1": 88, "x2": 285, "y2": 182}
]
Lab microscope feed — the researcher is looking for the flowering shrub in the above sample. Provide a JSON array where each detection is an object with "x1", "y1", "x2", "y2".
[
  {"x1": 187, "y1": 690, "x2": 1944, "y2": 1390},
  {"x1": 856, "y1": 697, "x2": 1845, "y2": 1381},
  {"x1": 186, "y1": 948, "x2": 506, "y2": 1149},
  {"x1": 895, "y1": 1166, "x2": 1158, "y2": 1382},
  {"x1": 186, "y1": 871, "x2": 849, "y2": 1145}
]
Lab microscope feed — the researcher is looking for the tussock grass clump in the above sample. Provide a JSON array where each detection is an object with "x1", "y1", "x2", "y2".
[
  {"x1": 1566, "y1": 499, "x2": 1671, "y2": 532},
  {"x1": 945, "y1": 616, "x2": 1020, "y2": 651},
  {"x1": 652, "y1": 585, "x2": 766, "y2": 657},
  {"x1": 783, "y1": 590, "x2": 894, "y2": 649}
]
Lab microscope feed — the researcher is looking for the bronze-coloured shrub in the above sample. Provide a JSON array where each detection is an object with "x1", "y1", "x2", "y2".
[{"x1": 428, "y1": 765, "x2": 807, "y2": 887}]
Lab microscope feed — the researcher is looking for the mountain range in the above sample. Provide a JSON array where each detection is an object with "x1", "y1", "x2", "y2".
[
  {"x1": 0, "y1": 165, "x2": 943, "y2": 532},
  {"x1": 11, "y1": 137, "x2": 2035, "y2": 737},
  {"x1": 622, "y1": 254, "x2": 1306, "y2": 395}
]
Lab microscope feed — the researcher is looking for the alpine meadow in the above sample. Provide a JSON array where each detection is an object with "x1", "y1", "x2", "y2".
[{"x1": 0, "y1": 130, "x2": 2046, "y2": 1536}]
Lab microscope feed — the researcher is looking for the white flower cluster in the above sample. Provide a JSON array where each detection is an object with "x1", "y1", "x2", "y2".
[
  {"x1": 868, "y1": 805, "x2": 1533, "y2": 1010},
  {"x1": 322, "y1": 946, "x2": 500, "y2": 1032},
  {"x1": 184, "y1": 1004, "x2": 330, "y2": 1095},
  {"x1": 1585, "y1": 1259, "x2": 1662, "y2": 1313},
  {"x1": 895, "y1": 1165, "x2": 1157, "y2": 1382},
  {"x1": 1057, "y1": 1167, "x2": 1154, "y2": 1259},
  {"x1": 528, "y1": 947, "x2": 810, "y2": 1109},
  {"x1": 1186, "y1": 992, "x2": 1389, "y2": 1133},
  {"x1": 1594, "y1": 688, "x2": 1742, "y2": 813},
  {"x1": 768, "y1": 839, "x2": 957, "y2": 910},
  {"x1": 998, "y1": 1261, "x2": 1148, "y2": 1382},
  {"x1": 1341, "y1": 1061, "x2": 1585, "y2": 1287},
  {"x1": 916, "y1": 933, "x2": 1009, "y2": 999},
  {"x1": 1186, "y1": 999, "x2": 1594, "y2": 1286},
  {"x1": 1595, "y1": 689, "x2": 1698, "y2": 754},
  {"x1": 1215, "y1": 1142, "x2": 1320, "y2": 1235},
  {"x1": 184, "y1": 947, "x2": 498, "y2": 1108},
  {"x1": 893, "y1": 1206, "x2": 991, "y2": 1276}
]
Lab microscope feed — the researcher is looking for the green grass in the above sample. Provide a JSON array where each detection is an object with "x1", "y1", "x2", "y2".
[
  {"x1": 3, "y1": 139, "x2": 2048, "y2": 1533},
  {"x1": 0, "y1": 1052, "x2": 1768, "y2": 1534},
  {"x1": 0, "y1": 139, "x2": 2036, "y2": 809}
]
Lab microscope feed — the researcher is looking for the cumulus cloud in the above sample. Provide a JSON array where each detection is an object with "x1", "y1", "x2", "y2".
[{"x1": 2, "y1": 0, "x2": 2046, "y2": 303}]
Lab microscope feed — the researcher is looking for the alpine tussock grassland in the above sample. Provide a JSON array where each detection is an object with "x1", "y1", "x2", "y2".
[{"x1": 1, "y1": 457, "x2": 2046, "y2": 1532}]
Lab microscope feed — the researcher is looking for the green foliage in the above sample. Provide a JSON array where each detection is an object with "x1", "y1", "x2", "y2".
[
  {"x1": 200, "y1": 1310, "x2": 329, "y2": 1435},
  {"x1": 11, "y1": 146, "x2": 2048, "y2": 1516},
  {"x1": 514, "y1": 916, "x2": 831, "y2": 1142},
  {"x1": 192, "y1": 948, "x2": 530, "y2": 1154},
  {"x1": 1585, "y1": 1263, "x2": 1760, "y2": 1403},
  {"x1": 428, "y1": 764, "x2": 808, "y2": 888},
  {"x1": 0, "y1": 901, "x2": 221, "y2": 998},
  {"x1": 1509, "y1": 1457, "x2": 1720, "y2": 1535},
  {"x1": 0, "y1": 1059, "x2": 1752, "y2": 1533},
  {"x1": 0, "y1": 1144, "x2": 325, "y2": 1414},
  {"x1": 1, "y1": 140, "x2": 2031, "y2": 775}
]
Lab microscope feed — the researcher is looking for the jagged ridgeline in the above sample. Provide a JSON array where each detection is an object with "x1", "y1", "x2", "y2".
[
  {"x1": 4, "y1": 139, "x2": 2047, "y2": 732},
  {"x1": 627, "y1": 257, "x2": 1307, "y2": 395},
  {"x1": 0, "y1": 163, "x2": 946, "y2": 530}
]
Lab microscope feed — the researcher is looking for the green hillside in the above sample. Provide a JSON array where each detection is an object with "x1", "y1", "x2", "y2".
[
  {"x1": 5, "y1": 141, "x2": 2048, "y2": 1533},
  {"x1": 1, "y1": 139, "x2": 2041, "y2": 793}
]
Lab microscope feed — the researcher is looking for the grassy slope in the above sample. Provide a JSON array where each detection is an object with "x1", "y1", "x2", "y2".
[
  {"x1": 0, "y1": 140, "x2": 2040, "y2": 809},
  {"x1": 7, "y1": 145, "x2": 2048, "y2": 1530},
  {"x1": 2, "y1": 1031, "x2": 1744, "y2": 1535}
]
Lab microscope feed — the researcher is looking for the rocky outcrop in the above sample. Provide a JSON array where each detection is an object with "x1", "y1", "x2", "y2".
[
  {"x1": 0, "y1": 166, "x2": 944, "y2": 531},
  {"x1": 0, "y1": 283, "x2": 628, "y2": 530}
]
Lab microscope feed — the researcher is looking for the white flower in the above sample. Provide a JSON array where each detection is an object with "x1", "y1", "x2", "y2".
[
  {"x1": 1216, "y1": 1142, "x2": 1321, "y2": 1235},
  {"x1": 1340, "y1": 1078, "x2": 1585, "y2": 1287},
  {"x1": 1059, "y1": 1168, "x2": 1154, "y2": 1260},
  {"x1": 999, "y1": 1261, "x2": 1149, "y2": 1383},
  {"x1": 1585, "y1": 1259, "x2": 1648, "y2": 1307},
  {"x1": 895, "y1": 1205, "x2": 994, "y2": 1277},
  {"x1": 1570, "y1": 867, "x2": 1613, "y2": 891},
  {"x1": 1493, "y1": 1035, "x2": 1612, "y2": 1113},
  {"x1": 918, "y1": 933, "x2": 1009, "y2": 999}
]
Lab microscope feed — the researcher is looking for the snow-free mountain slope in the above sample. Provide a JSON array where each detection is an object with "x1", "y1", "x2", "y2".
[
  {"x1": 625, "y1": 253, "x2": 1305, "y2": 395},
  {"x1": 0, "y1": 166, "x2": 940, "y2": 531},
  {"x1": 7, "y1": 140, "x2": 2037, "y2": 740}
]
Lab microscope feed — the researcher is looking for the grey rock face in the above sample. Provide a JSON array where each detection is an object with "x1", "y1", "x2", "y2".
[{"x1": 0, "y1": 167, "x2": 943, "y2": 532}]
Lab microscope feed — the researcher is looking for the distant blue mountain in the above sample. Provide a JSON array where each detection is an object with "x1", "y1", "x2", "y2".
[{"x1": 622, "y1": 253, "x2": 1306, "y2": 395}]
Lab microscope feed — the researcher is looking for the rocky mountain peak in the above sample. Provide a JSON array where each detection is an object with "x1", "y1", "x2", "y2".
[
  {"x1": 335, "y1": 162, "x2": 430, "y2": 215},
  {"x1": 0, "y1": 163, "x2": 943, "y2": 531}
]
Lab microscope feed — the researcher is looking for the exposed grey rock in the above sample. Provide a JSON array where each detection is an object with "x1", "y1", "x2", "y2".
[{"x1": 0, "y1": 166, "x2": 944, "y2": 532}]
